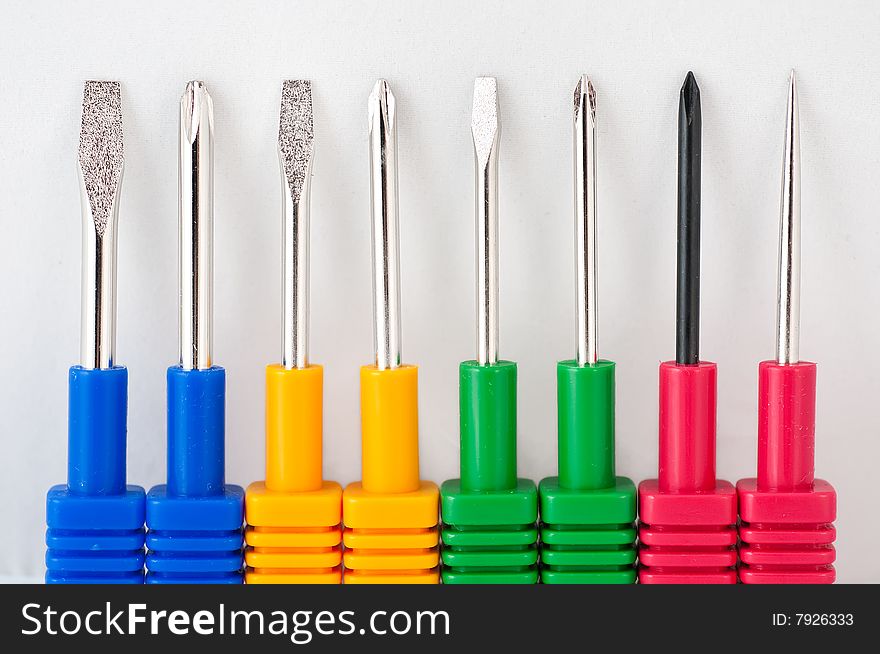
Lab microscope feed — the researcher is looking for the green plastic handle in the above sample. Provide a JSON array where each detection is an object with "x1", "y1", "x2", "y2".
[
  {"x1": 557, "y1": 359, "x2": 615, "y2": 490},
  {"x1": 459, "y1": 360, "x2": 517, "y2": 492}
]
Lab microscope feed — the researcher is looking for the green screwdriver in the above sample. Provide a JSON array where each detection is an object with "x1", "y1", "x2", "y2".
[
  {"x1": 538, "y1": 76, "x2": 637, "y2": 584},
  {"x1": 440, "y1": 77, "x2": 539, "y2": 584}
]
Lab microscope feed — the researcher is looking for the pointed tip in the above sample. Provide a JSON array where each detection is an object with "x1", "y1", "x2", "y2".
[
  {"x1": 574, "y1": 74, "x2": 596, "y2": 124},
  {"x1": 278, "y1": 80, "x2": 314, "y2": 202},
  {"x1": 680, "y1": 71, "x2": 700, "y2": 124},
  {"x1": 682, "y1": 71, "x2": 699, "y2": 95},
  {"x1": 783, "y1": 68, "x2": 800, "y2": 168},
  {"x1": 472, "y1": 76, "x2": 499, "y2": 162},
  {"x1": 79, "y1": 81, "x2": 124, "y2": 236},
  {"x1": 786, "y1": 69, "x2": 799, "y2": 122},
  {"x1": 587, "y1": 77, "x2": 596, "y2": 116},
  {"x1": 181, "y1": 80, "x2": 213, "y2": 143},
  {"x1": 369, "y1": 79, "x2": 394, "y2": 108},
  {"x1": 182, "y1": 79, "x2": 210, "y2": 105},
  {"x1": 368, "y1": 78, "x2": 395, "y2": 131}
]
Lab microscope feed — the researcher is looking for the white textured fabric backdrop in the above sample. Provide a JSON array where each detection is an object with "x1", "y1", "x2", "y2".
[{"x1": 1, "y1": 0, "x2": 877, "y2": 582}]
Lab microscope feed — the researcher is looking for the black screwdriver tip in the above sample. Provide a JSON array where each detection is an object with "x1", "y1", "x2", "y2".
[
  {"x1": 675, "y1": 71, "x2": 702, "y2": 365},
  {"x1": 680, "y1": 72, "x2": 701, "y2": 123}
]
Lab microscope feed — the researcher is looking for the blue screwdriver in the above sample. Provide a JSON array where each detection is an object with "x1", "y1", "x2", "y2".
[{"x1": 45, "y1": 81, "x2": 146, "y2": 584}]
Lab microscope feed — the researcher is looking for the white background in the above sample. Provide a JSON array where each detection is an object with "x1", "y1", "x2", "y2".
[{"x1": 1, "y1": 0, "x2": 877, "y2": 583}]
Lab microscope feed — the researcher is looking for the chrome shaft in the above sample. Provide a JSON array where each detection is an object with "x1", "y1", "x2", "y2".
[
  {"x1": 368, "y1": 80, "x2": 402, "y2": 370},
  {"x1": 179, "y1": 81, "x2": 214, "y2": 371},
  {"x1": 472, "y1": 77, "x2": 500, "y2": 366},
  {"x1": 78, "y1": 81, "x2": 124, "y2": 370},
  {"x1": 776, "y1": 71, "x2": 801, "y2": 365},
  {"x1": 279, "y1": 80, "x2": 314, "y2": 370},
  {"x1": 574, "y1": 76, "x2": 598, "y2": 366}
]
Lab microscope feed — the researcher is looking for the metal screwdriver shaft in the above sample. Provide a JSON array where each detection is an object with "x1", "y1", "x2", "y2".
[
  {"x1": 79, "y1": 81, "x2": 124, "y2": 370},
  {"x1": 676, "y1": 71, "x2": 701, "y2": 365},
  {"x1": 574, "y1": 75, "x2": 598, "y2": 366},
  {"x1": 369, "y1": 80, "x2": 402, "y2": 371},
  {"x1": 279, "y1": 80, "x2": 314, "y2": 370},
  {"x1": 473, "y1": 77, "x2": 500, "y2": 366},
  {"x1": 776, "y1": 71, "x2": 801, "y2": 365},
  {"x1": 179, "y1": 80, "x2": 214, "y2": 371}
]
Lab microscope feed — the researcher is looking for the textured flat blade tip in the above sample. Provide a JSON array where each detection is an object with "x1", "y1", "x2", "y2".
[
  {"x1": 471, "y1": 77, "x2": 499, "y2": 162},
  {"x1": 78, "y1": 81, "x2": 123, "y2": 236},
  {"x1": 279, "y1": 80, "x2": 315, "y2": 202}
]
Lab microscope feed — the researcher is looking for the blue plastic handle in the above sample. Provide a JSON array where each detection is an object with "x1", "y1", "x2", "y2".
[
  {"x1": 166, "y1": 365, "x2": 226, "y2": 496},
  {"x1": 67, "y1": 366, "x2": 127, "y2": 495},
  {"x1": 146, "y1": 364, "x2": 243, "y2": 583},
  {"x1": 46, "y1": 365, "x2": 146, "y2": 584}
]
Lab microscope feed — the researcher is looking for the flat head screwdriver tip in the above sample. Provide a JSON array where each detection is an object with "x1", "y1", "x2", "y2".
[
  {"x1": 79, "y1": 81, "x2": 123, "y2": 238},
  {"x1": 279, "y1": 80, "x2": 315, "y2": 370},
  {"x1": 279, "y1": 80, "x2": 315, "y2": 202},
  {"x1": 78, "y1": 81, "x2": 124, "y2": 370},
  {"x1": 472, "y1": 77, "x2": 499, "y2": 164}
]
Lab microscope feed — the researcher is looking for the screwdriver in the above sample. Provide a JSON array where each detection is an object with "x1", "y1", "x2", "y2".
[
  {"x1": 341, "y1": 80, "x2": 440, "y2": 584},
  {"x1": 637, "y1": 72, "x2": 737, "y2": 584},
  {"x1": 538, "y1": 76, "x2": 637, "y2": 584},
  {"x1": 440, "y1": 77, "x2": 539, "y2": 585},
  {"x1": 45, "y1": 81, "x2": 146, "y2": 584},
  {"x1": 736, "y1": 71, "x2": 837, "y2": 584},
  {"x1": 145, "y1": 81, "x2": 245, "y2": 584},
  {"x1": 244, "y1": 80, "x2": 343, "y2": 584}
]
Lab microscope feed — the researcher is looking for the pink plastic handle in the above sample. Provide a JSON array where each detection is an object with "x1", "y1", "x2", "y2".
[
  {"x1": 658, "y1": 361, "x2": 717, "y2": 493},
  {"x1": 757, "y1": 360, "x2": 816, "y2": 492}
]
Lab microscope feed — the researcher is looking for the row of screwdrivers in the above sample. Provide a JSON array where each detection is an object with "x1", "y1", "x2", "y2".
[{"x1": 46, "y1": 72, "x2": 835, "y2": 585}]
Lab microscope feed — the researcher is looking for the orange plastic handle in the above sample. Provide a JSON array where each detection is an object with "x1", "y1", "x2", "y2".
[
  {"x1": 360, "y1": 364, "x2": 420, "y2": 494},
  {"x1": 265, "y1": 364, "x2": 323, "y2": 492}
]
